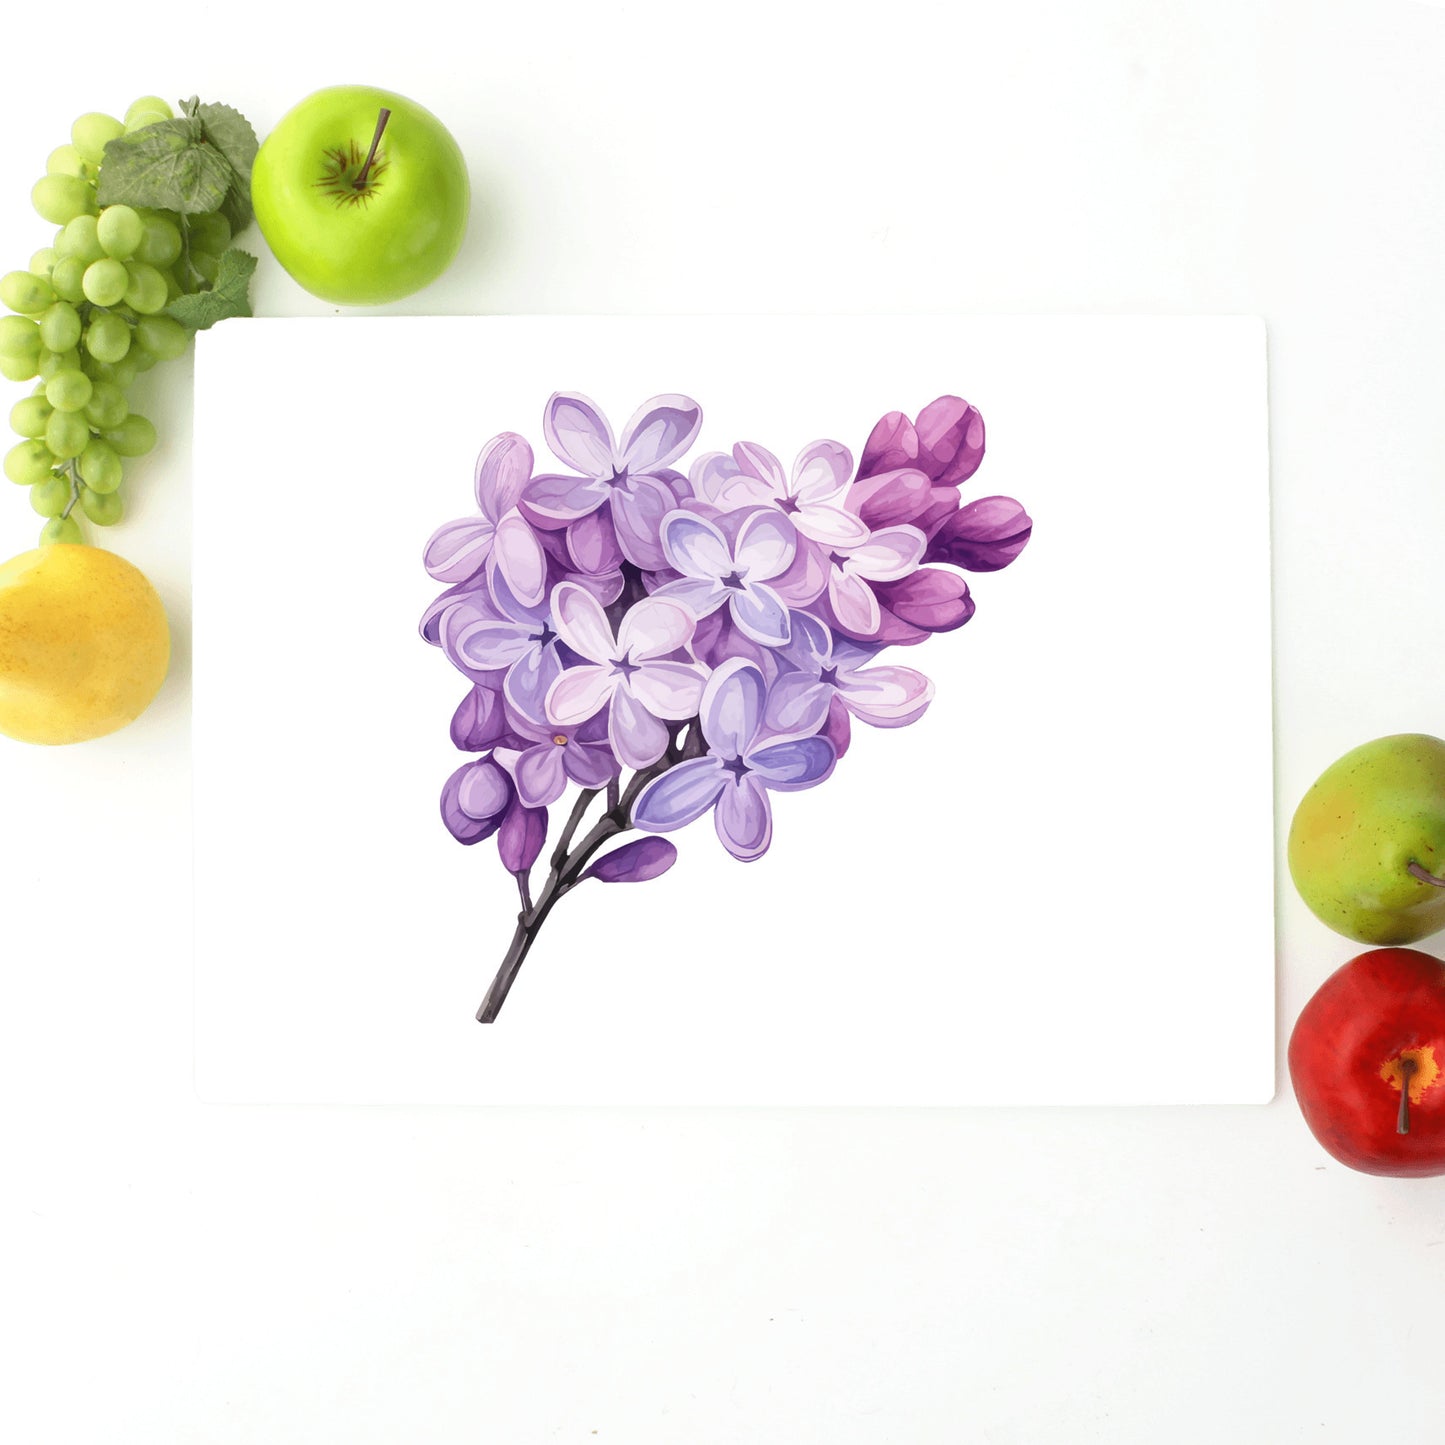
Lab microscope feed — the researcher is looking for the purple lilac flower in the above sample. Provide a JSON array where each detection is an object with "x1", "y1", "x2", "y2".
[
  {"x1": 441, "y1": 576, "x2": 566, "y2": 724},
  {"x1": 632, "y1": 659, "x2": 835, "y2": 861},
  {"x1": 818, "y1": 523, "x2": 928, "y2": 638},
  {"x1": 544, "y1": 583, "x2": 710, "y2": 770},
  {"x1": 423, "y1": 432, "x2": 549, "y2": 609},
  {"x1": 766, "y1": 612, "x2": 934, "y2": 734},
  {"x1": 520, "y1": 393, "x2": 702, "y2": 571},
  {"x1": 651, "y1": 508, "x2": 798, "y2": 648},
  {"x1": 493, "y1": 708, "x2": 618, "y2": 808}
]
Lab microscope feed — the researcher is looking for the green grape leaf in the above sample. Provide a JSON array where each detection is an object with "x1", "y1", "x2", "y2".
[
  {"x1": 196, "y1": 102, "x2": 259, "y2": 235},
  {"x1": 165, "y1": 248, "x2": 257, "y2": 331},
  {"x1": 97, "y1": 117, "x2": 232, "y2": 215}
]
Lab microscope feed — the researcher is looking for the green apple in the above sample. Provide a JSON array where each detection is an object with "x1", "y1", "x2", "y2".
[
  {"x1": 1288, "y1": 733, "x2": 1445, "y2": 945},
  {"x1": 251, "y1": 85, "x2": 469, "y2": 305}
]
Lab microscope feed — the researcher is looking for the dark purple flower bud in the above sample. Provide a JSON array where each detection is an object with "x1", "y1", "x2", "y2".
[
  {"x1": 581, "y1": 836, "x2": 678, "y2": 884},
  {"x1": 874, "y1": 569, "x2": 976, "y2": 635},
  {"x1": 498, "y1": 797, "x2": 548, "y2": 872},
  {"x1": 858, "y1": 410, "x2": 918, "y2": 478},
  {"x1": 926, "y1": 496, "x2": 1033, "y2": 572},
  {"x1": 451, "y1": 685, "x2": 509, "y2": 751},
  {"x1": 441, "y1": 758, "x2": 511, "y2": 845},
  {"x1": 915, "y1": 396, "x2": 985, "y2": 487}
]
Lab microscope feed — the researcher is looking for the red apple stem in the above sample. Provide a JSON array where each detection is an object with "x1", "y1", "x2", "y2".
[
  {"x1": 1407, "y1": 860, "x2": 1445, "y2": 888},
  {"x1": 354, "y1": 108, "x2": 391, "y2": 190},
  {"x1": 1398, "y1": 1057, "x2": 1418, "y2": 1135}
]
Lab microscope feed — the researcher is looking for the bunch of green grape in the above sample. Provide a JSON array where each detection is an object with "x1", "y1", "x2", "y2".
[{"x1": 0, "y1": 97, "x2": 228, "y2": 544}]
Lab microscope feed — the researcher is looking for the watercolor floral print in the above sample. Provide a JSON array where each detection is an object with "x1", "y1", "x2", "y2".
[{"x1": 421, "y1": 391, "x2": 1032, "y2": 1021}]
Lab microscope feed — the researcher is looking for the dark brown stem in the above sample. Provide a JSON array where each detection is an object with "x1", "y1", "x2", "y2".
[
  {"x1": 1408, "y1": 861, "x2": 1445, "y2": 888},
  {"x1": 1398, "y1": 1057, "x2": 1418, "y2": 1135},
  {"x1": 354, "y1": 108, "x2": 391, "y2": 190}
]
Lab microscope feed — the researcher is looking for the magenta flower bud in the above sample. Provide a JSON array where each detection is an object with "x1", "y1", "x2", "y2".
[
  {"x1": 582, "y1": 836, "x2": 678, "y2": 884},
  {"x1": 926, "y1": 495, "x2": 1032, "y2": 572},
  {"x1": 858, "y1": 410, "x2": 917, "y2": 478},
  {"x1": 914, "y1": 396, "x2": 985, "y2": 487},
  {"x1": 873, "y1": 570, "x2": 975, "y2": 636}
]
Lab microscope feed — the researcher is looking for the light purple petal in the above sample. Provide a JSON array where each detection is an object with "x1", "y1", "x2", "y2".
[
  {"x1": 790, "y1": 439, "x2": 852, "y2": 503},
  {"x1": 565, "y1": 739, "x2": 619, "y2": 789},
  {"x1": 510, "y1": 741, "x2": 568, "y2": 807},
  {"x1": 715, "y1": 774, "x2": 772, "y2": 861},
  {"x1": 729, "y1": 583, "x2": 791, "y2": 648},
  {"x1": 610, "y1": 475, "x2": 678, "y2": 571},
  {"x1": 701, "y1": 658, "x2": 765, "y2": 759},
  {"x1": 565, "y1": 507, "x2": 625, "y2": 575},
  {"x1": 521, "y1": 471, "x2": 609, "y2": 524},
  {"x1": 828, "y1": 569, "x2": 881, "y2": 637},
  {"x1": 445, "y1": 610, "x2": 535, "y2": 673},
  {"x1": 582, "y1": 836, "x2": 679, "y2": 884},
  {"x1": 748, "y1": 735, "x2": 837, "y2": 790},
  {"x1": 795, "y1": 503, "x2": 871, "y2": 550},
  {"x1": 424, "y1": 516, "x2": 495, "y2": 584},
  {"x1": 609, "y1": 687, "x2": 669, "y2": 769},
  {"x1": 546, "y1": 664, "x2": 614, "y2": 726},
  {"x1": 844, "y1": 527, "x2": 927, "y2": 582},
  {"x1": 456, "y1": 757, "x2": 512, "y2": 821},
  {"x1": 618, "y1": 394, "x2": 702, "y2": 472},
  {"x1": 838, "y1": 664, "x2": 935, "y2": 727},
  {"x1": 688, "y1": 450, "x2": 741, "y2": 503},
  {"x1": 489, "y1": 512, "x2": 548, "y2": 609},
  {"x1": 475, "y1": 432, "x2": 534, "y2": 522},
  {"x1": 544, "y1": 392, "x2": 616, "y2": 476},
  {"x1": 617, "y1": 596, "x2": 696, "y2": 662},
  {"x1": 629, "y1": 661, "x2": 708, "y2": 721},
  {"x1": 503, "y1": 644, "x2": 563, "y2": 725},
  {"x1": 771, "y1": 536, "x2": 829, "y2": 606},
  {"x1": 661, "y1": 511, "x2": 732, "y2": 580},
  {"x1": 633, "y1": 757, "x2": 727, "y2": 832},
  {"x1": 734, "y1": 509, "x2": 797, "y2": 581},
  {"x1": 649, "y1": 575, "x2": 727, "y2": 619},
  {"x1": 551, "y1": 581, "x2": 616, "y2": 663},
  {"x1": 762, "y1": 672, "x2": 832, "y2": 736},
  {"x1": 732, "y1": 441, "x2": 787, "y2": 494}
]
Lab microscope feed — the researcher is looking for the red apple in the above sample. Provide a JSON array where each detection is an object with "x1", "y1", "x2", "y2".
[{"x1": 1288, "y1": 947, "x2": 1445, "y2": 1177}]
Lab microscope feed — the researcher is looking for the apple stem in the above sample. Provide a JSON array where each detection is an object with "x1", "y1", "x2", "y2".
[
  {"x1": 354, "y1": 108, "x2": 391, "y2": 190},
  {"x1": 1407, "y1": 860, "x2": 1445, "y2": 888},
  {"x1": 1398, "y1": 1057, "x2": 1418, "y2": 1135}
]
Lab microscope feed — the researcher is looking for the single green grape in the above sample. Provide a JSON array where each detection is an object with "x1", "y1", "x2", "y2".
[
  {"x1": 0, "y1": 356, "x2": 39, "y2": 382},
  {"x1": 188, "y1": 212, "x2": 232, "y2": 253},
  {"x1": 45, "y1": 369, "x2": 93, "y2": 413},
  {"x1": 82, "y1": 381, "x2": 127, "y2": 431},
  {"x1": 135, "y1": 216, "x2": 182, "y2": 268},
  {"x1": 49, "y1": 256, "x2": 86, "y2": 304},
  {"x1": 29, "y1": 247, "x2": 57, "y2": 279},
  {"x1": 10, "y1": 395, "x2": 54, "y2": 438},
  {"x1": 40, "y1": 513, "x2": 84, "y2": 546},
  {"x1": 6, "y1": 440, "x2": 57, "y2": 485},
  {"x1": 82, "y1": 312, "x2": 131, "y2": 365},
  {"x1": 38, "y1": 302, "x2": 83, "y2": 353},
  {"x1": 79, "y1": 437, "x2": 122, "y2": 494},
  {"x1": 56, "y1": 214, "x2": 105, "y2": 263},
  {"x1": 0, "y1": 271, "x2": 55, "y2": 313},
  {"x1": 80, "y1": 486, "x2": 122, "y2": 526},
  {"x1": 46, "y1": 144, "x2": 88, "y2": 178},
  {"x1": 136, "y1": 314, "x2": 189, "y2": 362},
  {"x1": 38, "y1": 347, "x2": 81, "y2": 382},
  {"x1": 128, "y1": 344, "x2": 158, "y2": 373},
  {"x1": 32, "y1": 175, "x2": 94, "y2": 226},
  {"x1": 30, "y1": 474, "x2": 72, "y2": 517},
  {"x1": 71, "y1": 113, "x2": 124, "y2": 165},
  {"x1": 125, "y1": 95, "x2": 173, "y2": 121},
  {"x1": 122, "y1": 261, "x2": 167, "y2": 315},
  {"x1": 106, "y1": 414, "x2": 155, "y2": 458},
  {"x1": 97, "y1": 205, "x2": 145, "y2": 260},
  {"x1": 0, "y1": 314, "x2": 42, "y2": 359},
  {"x1": 45, "y1": 409, "x2": 90, "y2": 460},
  {"x1": 81, "y1": 258, "x2": 128, "y2": 307}
]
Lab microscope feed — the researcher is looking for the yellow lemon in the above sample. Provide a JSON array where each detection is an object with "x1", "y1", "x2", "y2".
[{"x1": 0, "y1": 543, "x2": 170, "y2": 745}]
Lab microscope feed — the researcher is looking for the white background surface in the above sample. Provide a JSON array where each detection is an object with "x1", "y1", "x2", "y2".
[
  {"x1": 2, "y1": 0, "x2": 1444, "y2": 1438},
  {"x1": 193, "y1": 314, "x2": 1273, "y2": 1106}
]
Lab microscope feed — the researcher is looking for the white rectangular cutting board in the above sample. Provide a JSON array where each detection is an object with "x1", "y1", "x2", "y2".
[{"x1": 192, "y1": 314, "x2": 1274, "y2": 1105}]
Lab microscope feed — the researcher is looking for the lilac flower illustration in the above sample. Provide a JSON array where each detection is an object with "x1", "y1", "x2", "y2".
[
  {"x1": 545, "y1": 583, "x2": 710, "y2": 770},
  {"x1": 424, "y1": 432, "x2": 549, "y2": 609},
  {"x1": 422, "y1": 389, "x2": 1032, "y2": 1022},
  {"x1": 651, "y1": 509, "x2": 798, "y2": 648},
  {"x1": 521, "y1": 393, "x2": 702, "y2": 571},
  {"x1": 705, "y1": 440, "x2": 871, "y2": 550},
  {"x1": 493, "y1": 709, "x2": 618, "y2": 809},
  {"x1": 632, "y1": 659, "x2": 836, "y2": 861},
  {"x1": 766, "y1": 612, "x2": 934, "y2": 734}
]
